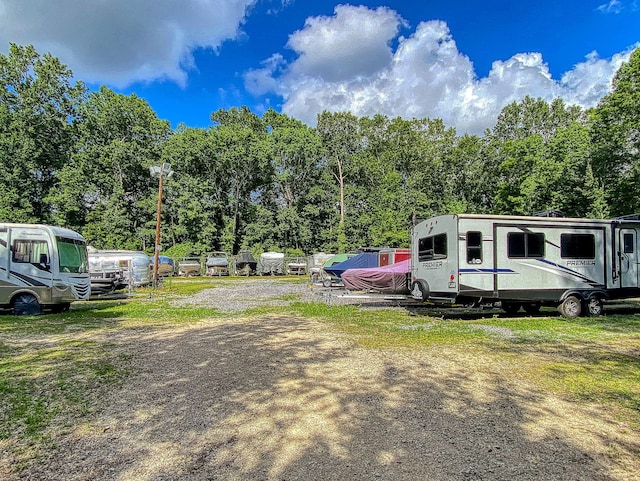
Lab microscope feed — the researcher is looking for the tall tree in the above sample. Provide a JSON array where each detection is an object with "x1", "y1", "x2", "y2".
[
  {"x1": 0, "y1": 44, "x2": 85, "y2": 223},
  {"x1": 591, "y1": 47, "x2": 640, "y2": 216},
  {"x1": 51, "y1": 86, "x2": 171, "y2": 248},
  {"x1": 316, "y1": 111, "x2": 361, "y2": 249},
  {"x1": 210, "y1": 107, "x2": 272, "y2": 254}
]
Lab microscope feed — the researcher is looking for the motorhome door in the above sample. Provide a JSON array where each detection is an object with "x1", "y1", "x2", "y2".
[{"x1": 618, "y1": 228, "x2": 638, "y2": 288}]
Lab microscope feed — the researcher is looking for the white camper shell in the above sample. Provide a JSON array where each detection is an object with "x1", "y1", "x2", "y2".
[
  {"x1": 0, "y1": 223, "x2": 90, "y2": 314},
  {"x1": 410, "y1": 214, "x2": 640, "y2": 317}
]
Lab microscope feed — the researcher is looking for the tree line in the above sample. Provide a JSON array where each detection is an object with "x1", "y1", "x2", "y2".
[{"x1": 1, "y1": 43, "x2": 639, "y2": 257}]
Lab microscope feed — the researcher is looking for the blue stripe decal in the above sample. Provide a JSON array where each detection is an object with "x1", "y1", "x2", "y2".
[
  {"x1": 535, "y1": 258, "x2": 596, "y2": 284},
  {"x1": 459, "y1": 268, "x2": 515, "y2": 273}
]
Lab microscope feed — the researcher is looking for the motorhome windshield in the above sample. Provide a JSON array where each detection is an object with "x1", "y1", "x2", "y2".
[{"x1": 56, "y1": 237, "x2": 88, "y2": 273}]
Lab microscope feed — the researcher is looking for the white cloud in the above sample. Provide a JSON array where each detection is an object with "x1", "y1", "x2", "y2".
[
  {"x1": 286, "y1": 5, "x2": 405, "y2": 82},
  {"x1": 249, "y1": 6, "x2": 638, "y2": 134},
  {"x1": 596, "y1": 0, "x2": 623, "y2": 13},
  {"x1": 0, "y1": 0, "x2": 256, "y2": 88}
]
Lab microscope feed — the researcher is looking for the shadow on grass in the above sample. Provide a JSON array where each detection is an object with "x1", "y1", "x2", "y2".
[{"x1": 11, "y1": 314, "x2": 631, "y2": 481}]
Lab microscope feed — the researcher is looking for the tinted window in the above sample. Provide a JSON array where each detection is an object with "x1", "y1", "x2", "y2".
[
  {"x1": 507, "y1": 232, "x2": 545, "y2": 258},
  {"x1": 418, "y1": 233, "x2": 447, "y2": 261},
  {"x1": 624, "y1": 233, "x2": 634, "y2": 254},
  {"x1": 466, "y1": 231, "x2": 482, "y2": 264},
  {"x1": 561, "y1": 233, "x2": 595, "y2": 259}
]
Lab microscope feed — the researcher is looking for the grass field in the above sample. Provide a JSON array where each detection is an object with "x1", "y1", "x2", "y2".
[{"x1": 1, "y1": 277, "x2": 639, "y2": 468}]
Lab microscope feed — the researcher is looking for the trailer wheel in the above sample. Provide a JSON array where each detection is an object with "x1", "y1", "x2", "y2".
[
  {"x1": 522, "y1": 302, "x2": 541, "y2": 315},
  {"x1": 558, "y1": 295, "x2": 582, "y2": 318},
  {"x1": 586, "y1": 297, "x2": 604, "y2": 317},
  {"x1": 410, "y1": 280, "x2": 430, "y2": 302},
  {"x1": 502, "y1": 301, "x2": 521, "y2": 316},
  {"x1": 12, "y1": 294, "x2": 42, "y2": 316}
]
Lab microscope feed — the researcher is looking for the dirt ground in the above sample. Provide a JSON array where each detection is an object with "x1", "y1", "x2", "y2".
[{"x1": 6, "y1": 281, "x2": 640, "y2": 480}]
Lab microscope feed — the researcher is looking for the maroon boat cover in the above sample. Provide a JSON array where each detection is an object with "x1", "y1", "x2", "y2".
[{"x1": 341, "y1": 259, "x2": 410, "y2": 293}]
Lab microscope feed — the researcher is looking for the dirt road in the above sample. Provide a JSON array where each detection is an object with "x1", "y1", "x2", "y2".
[{"x1": 10, "y1": 282, "x2": 639, "y2": 480}]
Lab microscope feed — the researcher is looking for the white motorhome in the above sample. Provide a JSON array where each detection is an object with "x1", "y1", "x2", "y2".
[
  {"x1": 0, "y1": 223, "x2": 90, "y2": 314},
  {"x1": 410, "y1": 213, "x2": 640, "y2": 317}
]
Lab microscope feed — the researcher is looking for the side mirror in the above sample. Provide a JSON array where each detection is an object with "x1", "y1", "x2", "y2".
[{"x1": 39, "y1": 253, "x2": 49, "y2": 265}]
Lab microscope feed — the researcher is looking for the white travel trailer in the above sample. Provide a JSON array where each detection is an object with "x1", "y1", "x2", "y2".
[
  {"x1": 410, "y1": 213, "x2": 640, "y2": 317},
  {"x1": 0, "y1": 223, "x2": 90, "y2": 314}
]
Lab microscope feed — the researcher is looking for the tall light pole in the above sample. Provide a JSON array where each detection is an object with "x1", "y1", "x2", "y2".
[{"x1": 150, "y1": 163, "x2": 174, "y2": 287}]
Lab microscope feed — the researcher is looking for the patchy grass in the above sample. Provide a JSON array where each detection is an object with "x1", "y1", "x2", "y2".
[
  {"x1": 1, "y1": 279, "x2": 639, "y2": 470},
  {"x1": 286, "y1": 302, "x2": 640, "y2": 427}
]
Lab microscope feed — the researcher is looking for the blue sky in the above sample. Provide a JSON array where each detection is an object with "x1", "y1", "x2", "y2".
[{"x1": 1, "y1": 0, "x2": 639, "y2": 134}]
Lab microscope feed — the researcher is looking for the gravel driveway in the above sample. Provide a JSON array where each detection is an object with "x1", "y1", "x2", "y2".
[{"x1": 12, "y1": 281, "x2": 638, "y2": 480}]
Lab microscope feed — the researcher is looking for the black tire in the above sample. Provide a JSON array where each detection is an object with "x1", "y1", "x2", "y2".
[
  {"x1": 585, "y1": 297, "x2": 604, "y2": 317},
  {"x1": 12, "y1": 294, "x2": 42, "y2": 316},
  {"x1": 322, "y1": 278, "x2": 332, "y2": 288},
  {"x1": 558, "y1": 295, "x2": 582, "y2": 318},
  {"x1": 502, "y1": 301, "x2": 521, "y2": 316},
  {"x1": 411, "y1": 279, "x2": 430, "y2": 301},
  {"x1": 522, "y1": 302, "x2": 541, "y2": 315}
]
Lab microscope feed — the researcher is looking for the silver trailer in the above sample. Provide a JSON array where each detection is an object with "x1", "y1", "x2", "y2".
[
  {"x1": 410, "y1": 213, "x2": 640, "y2": 317},
  {"x1": 0, "y1": 223, "x2": 90, "y2": 314},
  {"x1": 88, "y1": 249, "x2": 152, "y2": 290}
]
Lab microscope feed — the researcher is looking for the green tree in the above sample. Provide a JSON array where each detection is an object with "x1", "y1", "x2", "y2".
[
  {"x1": 316, "y1": 111, "x2": 361, "y2": 250},
  {"x1": 210, "y1": 107, "x2": 272, "y2": 254},
  {"x1": 160, "y1": 126, "x2": 225, "y2": 254},
  {"x1": 0, "y1": 44, "x2": 85, "y2": 223},
  {"x1": 591, "y1": 47, "x2": 640, "y2": 216},
  {"x1": 51, "y1": 86, "x2": 171, "y2": 248}
]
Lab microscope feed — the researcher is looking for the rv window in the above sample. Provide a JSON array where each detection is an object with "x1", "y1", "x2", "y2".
[
  {"x1": 12, "y1": 239, "x2": 50, "y2": 264},
  {"x1": 507, "y1": 232, "x2": 545, "y2": 258},
  {"x1": 623, "y1": 233, "x2": 634, "y2": 254},
  {"x1": 561, "y1": 234, "x2": 595, "y2": 259},
  {"x1": 418, "y1": 233, "x2": 447, "y2": 261},
  {"x1": 466, "y1": 231, "x2": 482, "y2": 263}
]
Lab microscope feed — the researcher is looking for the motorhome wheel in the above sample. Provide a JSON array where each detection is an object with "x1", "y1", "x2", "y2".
[
  {"x1": 558, "y1": 295, "x2": 582, "y2": 318},
  {"x1": 12, "y1": 294, "x2": 42, "y2": 316}
]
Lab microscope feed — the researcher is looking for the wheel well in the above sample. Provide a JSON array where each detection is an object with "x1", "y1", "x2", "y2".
[
  {"x1": 560, "y1": 290, "x2": 608, "y2": 302},
  {"x1": 10, "y1": 290, "x2": 41, "y2": 306}
]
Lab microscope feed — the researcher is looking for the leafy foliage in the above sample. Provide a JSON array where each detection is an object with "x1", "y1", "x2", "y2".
[{"x1": 2, "y1": 44, "x2": 640, "y2": 253}]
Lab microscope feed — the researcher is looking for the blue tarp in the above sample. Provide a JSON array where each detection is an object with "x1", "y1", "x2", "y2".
[{"x1": 323, "y1": 252, "x2": 379, "y2": 278}]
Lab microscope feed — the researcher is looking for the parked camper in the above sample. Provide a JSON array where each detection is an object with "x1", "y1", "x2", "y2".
[
  {"x1": 89, "y1": 250, "x2": 151, "y2": 291},
  {"x1": 0, "y1": 223, "x2": 90, "y2": 314},
  {"x1": 410, "y1": 213, "x2": 640, "y2": 317}
]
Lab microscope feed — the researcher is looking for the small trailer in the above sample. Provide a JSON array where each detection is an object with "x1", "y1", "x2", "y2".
[
  {"x1": 1, "y1": 223, "x2": 90, "y2": 314},
  {"x1": 410, "y1": 213, "x2": 640, "y2": 317},
  {"x1": 89, "y1": 249, "x2": 152, "y2": 291}
]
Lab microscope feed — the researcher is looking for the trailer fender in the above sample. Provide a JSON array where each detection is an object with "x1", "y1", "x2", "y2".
[
  {"x1": 559, "y1": 289, "x2": 608, "y2": 302},
  {"x1": 411, "y1": 279, "x2": 430, "y2": 301}
]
